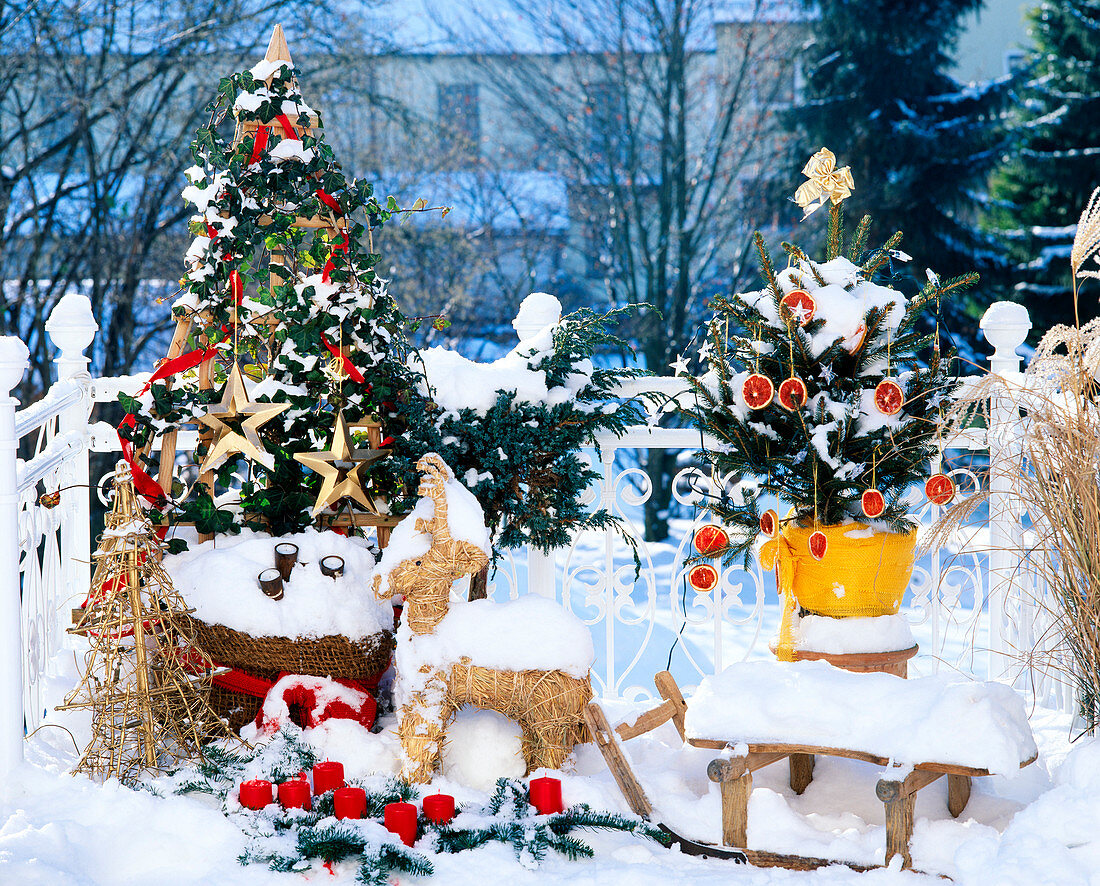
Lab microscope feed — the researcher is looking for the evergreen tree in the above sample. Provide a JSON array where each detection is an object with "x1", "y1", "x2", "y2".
[
  {"x1": 679, "y1": 170, "x2": 977, "y2": 563},
  {"x1": 792, "y1": 0, "x2": 1008, "y2": 331},
  {"x1": 986, "y1": 0, "x2": 1100, "y2": 334}
]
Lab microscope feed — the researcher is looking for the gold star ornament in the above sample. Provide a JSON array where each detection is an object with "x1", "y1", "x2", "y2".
[
  {"x1": 294, "y1": 411, "x2": 391, "y2": 516},
  {"x1": 793, "y1": 147, "x2": 854, "y2": 217},
  {"x1": 193, "y1": 364, "x2": 290, "y2": 473}
]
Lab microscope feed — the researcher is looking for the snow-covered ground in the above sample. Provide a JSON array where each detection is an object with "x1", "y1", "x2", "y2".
[{"x1": 2, "y1": 508, "x2": 1092, "y2": 884}]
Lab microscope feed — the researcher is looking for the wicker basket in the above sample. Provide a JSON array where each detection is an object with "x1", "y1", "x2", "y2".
[{"x1": 193, "y1": 620, "x2": 394, "y2": 733}]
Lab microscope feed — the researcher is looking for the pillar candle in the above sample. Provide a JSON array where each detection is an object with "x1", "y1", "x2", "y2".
[
  {"x1": 422, "y1": 793, "x2": 455, "y2": 824},
  {"x1": 528, "y1": 776, "x2": 564, "y2": 815},
  {"x1": 312, "y1": 760, "x2": 345, "y2": 795},
  {"x1": 238, "y1": 779, "x2": 273, "y2": 810},
  {"x1": 334, "y1": 786, "x2": 367, "y2": 820},
  {"x1": 278, "y1": 778, "x2": 311, "y2": 811},
  {"x1": 383, "y1": 801, "x2": 418, "y2": 846}
]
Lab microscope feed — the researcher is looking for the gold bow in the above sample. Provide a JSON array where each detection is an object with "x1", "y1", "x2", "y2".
[{"x1": 793, "y1": 148, "x2": 854, "y2": 217}]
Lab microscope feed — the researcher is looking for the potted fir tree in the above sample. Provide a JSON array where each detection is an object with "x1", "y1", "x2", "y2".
[{"x1": 678, "y1": 149, "x2": 977, "y2": 661}]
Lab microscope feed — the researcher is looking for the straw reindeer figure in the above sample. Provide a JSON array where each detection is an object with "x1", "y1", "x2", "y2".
[{"x1": 374, "y1": 453, "x2": 592, "y2": 783}]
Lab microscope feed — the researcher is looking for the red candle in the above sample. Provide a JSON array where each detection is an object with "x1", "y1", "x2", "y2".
[
  {"x1": 312, "y1": 760, "x2": 345, "y2": 795},
  {"x1": 422, "y1": 793, "x2": 455, "y2": 824},
  {"x1": 334, "y1": 786, "x2": 367, "y2": 820},
  {"x1": 383, "y1": 801, "x2": 418, "y2": 846},
  {"x1": 278, "y1": 778, "x2": 311, "y2": 811},
  {"x1": 239, "y1": 779, "x2": 273, "y2": 810},
  {"x1": 528, "y1": 776, "x2": 564, "y2": 815}
]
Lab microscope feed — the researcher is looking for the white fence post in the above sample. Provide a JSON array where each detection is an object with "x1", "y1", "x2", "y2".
[
  {"x1": 45, "y1": 295, "x2": 98, "y2": 631},
  {"x1": 0, "y1": 339, "x2": 30, "y2": 778},
  {"x1": 980, "y1": 302, "x2": 1031, "y2": 680}
]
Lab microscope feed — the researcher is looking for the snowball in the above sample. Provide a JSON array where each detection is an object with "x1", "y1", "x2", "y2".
[{"x1": 441, "y1": 707, "x2": 526, "y2": 791}]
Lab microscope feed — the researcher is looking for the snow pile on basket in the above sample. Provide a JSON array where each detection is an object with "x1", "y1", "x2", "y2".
[
  {"x1": 164, "y1": 528, "x2": 394, "y2": 729},
  {"x1": 685, "y1": 660, "x2": 1037, "y2": 776}
]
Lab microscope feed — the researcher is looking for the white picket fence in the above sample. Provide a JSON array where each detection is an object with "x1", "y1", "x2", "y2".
[{"x1": 0, "y1": 295, "x2": 1070, "y2": 781}]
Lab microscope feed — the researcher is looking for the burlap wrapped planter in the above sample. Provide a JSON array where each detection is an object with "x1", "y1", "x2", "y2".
[{"x1": 192, "y1": 621, "x2": 394, "y2": 733}]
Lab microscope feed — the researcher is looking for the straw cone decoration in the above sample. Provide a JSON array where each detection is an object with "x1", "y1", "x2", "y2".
[
  {"x1": 375, "y1": 454, "x2": 591, "y2": 782},
  {"x1": 58, "y1": 463, "x2": 232, "y2": 782}
]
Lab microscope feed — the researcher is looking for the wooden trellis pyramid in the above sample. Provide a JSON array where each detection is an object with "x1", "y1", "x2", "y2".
[
  {"x1": 149, "y1": 25, "x2": 399, "y2": 543},
  {"x1": 58, "y1": 462, "x2": 231, "y2": 782}
]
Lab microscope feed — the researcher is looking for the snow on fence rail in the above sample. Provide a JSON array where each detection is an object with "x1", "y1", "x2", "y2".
[{"x1": 0, "y1": 297, "x2": 1073, "y2": 781}]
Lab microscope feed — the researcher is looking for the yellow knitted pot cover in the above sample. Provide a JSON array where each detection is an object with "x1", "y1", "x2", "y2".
[{"x1": 758, "y1": 522, "x2": 917, "y2": 662}]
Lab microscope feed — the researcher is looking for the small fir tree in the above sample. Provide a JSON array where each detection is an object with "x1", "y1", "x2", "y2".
[{"x1": 678, "y1": 151, "x2": 977, "y2": 563}]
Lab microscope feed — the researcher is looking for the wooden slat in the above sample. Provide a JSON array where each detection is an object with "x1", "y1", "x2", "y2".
[
  {"x1": 615, "y1": 699, "x2": 676, "y2": 741},
  {"x1": 707, "y1": 756, "x2": 750, "y2": 848},
  {"x1": 686, "y1": 740, "x2": 1037, "y2": 778},
  {"x1": 947, "y1": 773, "x2": 971, "y2": 818},
  {"x1": 583, "y1": 703, "x2": 653, "y2": 819},
  {"x1": 653, "y1": 670, "x2": 688, "y2": 740},
  {"x1": 789, "y1": 753, "x2": 815, "y2": 794},
  {"x1": 745, "y1": 750, "x2": 790, "y2": 772}
]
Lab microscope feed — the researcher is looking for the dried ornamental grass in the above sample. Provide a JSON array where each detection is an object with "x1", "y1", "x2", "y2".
[{"x1": 933, "y1": 192, "x2": 1100, "y2": 732}]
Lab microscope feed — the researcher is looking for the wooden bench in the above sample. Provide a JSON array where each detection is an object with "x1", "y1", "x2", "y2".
[{"x1": 586, "y1": 669, "x2": 1037, "y2": 869}]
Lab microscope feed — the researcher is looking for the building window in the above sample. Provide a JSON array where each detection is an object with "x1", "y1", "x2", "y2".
[
  {"x1": 438, "y1": 83, "x2": 480, "y2": 161},
  {"x1": 585, "y1": 81, "x2": 627, "y2": 171}
]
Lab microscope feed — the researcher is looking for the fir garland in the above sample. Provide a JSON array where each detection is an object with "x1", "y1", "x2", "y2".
[{"x1": 167, "y1": 728, "x2": 667, "y2": 882}]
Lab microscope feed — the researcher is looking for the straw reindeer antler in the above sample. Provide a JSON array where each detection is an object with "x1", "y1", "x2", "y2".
[{"x1": 414, "y1": 453, "x2": 452, "y2": 542}]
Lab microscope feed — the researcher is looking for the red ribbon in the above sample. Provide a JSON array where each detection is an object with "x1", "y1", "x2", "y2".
[
  {"x1": 230, "y1": 270, "x2": 243, "y2": 304},
  {"x1": 319, "y1": 333, "x2": 366, "y2": 384},
  {"x1": 316, "y1": 189, "x2": 342, "y2": 216},
  {"x1": 248, "y1": 125, "x2": 269, "y2": 165},
  {"x1": 204, "y1": 222, "x2": 218, "y2": 241},
  {"x1": 274, "y1": 113, "x2": 297, "y2": 139},
  {"x1": 117, "y1": 341, "x2": 222, "y2": 505}
]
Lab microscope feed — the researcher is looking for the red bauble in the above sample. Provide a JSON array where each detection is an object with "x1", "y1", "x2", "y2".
[
  {"x1": 759, "y1": 509, "x2": 778, "y2": 539},
  {"x1": 688, "y1": 563, "x2": 719, "y2": 593},
  {"x1": 778, "y1": 377, "x2": 808, "y2": 411},
  {"x1": 861, "y1": 489, "x2": 886, "y2": 519},
  {"x1": 781, "y1": 289, "x2": 816, "y2": 326},
  {"x1": 693, "y1": 525, "x2": 729, "y2": 557},
  {"x1": 874, "y1": 379, "x2": 905, "y2": 415},
  {"x1": 742, "y1": 373, "x2": 774, "y2": 409},
  {"x1": 808, "y1": 530, "x2": 828, "y2": 561},
  {"x1": 925, "y1": 473, "x2": 956, "y2": 506}
]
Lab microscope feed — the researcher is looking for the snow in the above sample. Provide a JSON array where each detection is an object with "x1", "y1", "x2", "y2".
[
  {"x1": 162, "y1": 528, "x2": 392, "y2": 641},
  {"x1": 409, "y1": 595, "x2": 595, "y2": 679},
  {"x1": 795, "y1": 614, "x2": 915, "y2": 654},
  {"x1": 0, "y1": 336, "x2": 29, "y2": 367},
  {"x1": 249, "y1": 59, "x2": 291, "y2": 81},
  {"x1": 440, "y1": 707, "x2": 526, "y2": 791},
  {"x1": 685, "y1": 661, "x2": 1037, "y2": 775},
  {"x1": 414, "y1": 320, "x2": 587, "y2": 415}
]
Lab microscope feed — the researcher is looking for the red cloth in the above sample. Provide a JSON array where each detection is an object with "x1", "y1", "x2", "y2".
[{"x1": 250, "y1": 673, "x2": 378, "y2": 735}]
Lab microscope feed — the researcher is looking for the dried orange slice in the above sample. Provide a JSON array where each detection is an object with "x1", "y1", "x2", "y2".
[
  {"x1": 808, "y1": 530, "x2": 828, "y2": 561},
  {"x1": 874, "y1": 379, "x2": 904, "y2": 415},
  {"x1": 778, "y1": 377, "x2": 808, "y2": 411},
  {"x1": 693, "y1": 525, "x2": 729, "y2": 557},
  {"x1": 758, "y1": 539, "x2": 779, "y2": 571},
  {"x1": 861, "y1": 488, "x2": 886, "y2": 518},
  {"x1": 688, "y1": 563, "x2": 719, "y2": 593},
  {"x1": 742, "y1": 373, "x2": 774, "y2": 409},
  {"x1": 781, "y1": 289, "x2": 816, "y2": 326},
  {"x1": 925, "y1": 473, "x2": 956, "y2": 506},
  {"x1": 759, "y1": 508, "x2": 778, "y2": 538}
]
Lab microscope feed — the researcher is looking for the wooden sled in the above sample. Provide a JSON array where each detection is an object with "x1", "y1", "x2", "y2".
[{"x1": 583, "y1": 671, "x2": 972, "y2": 875}]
